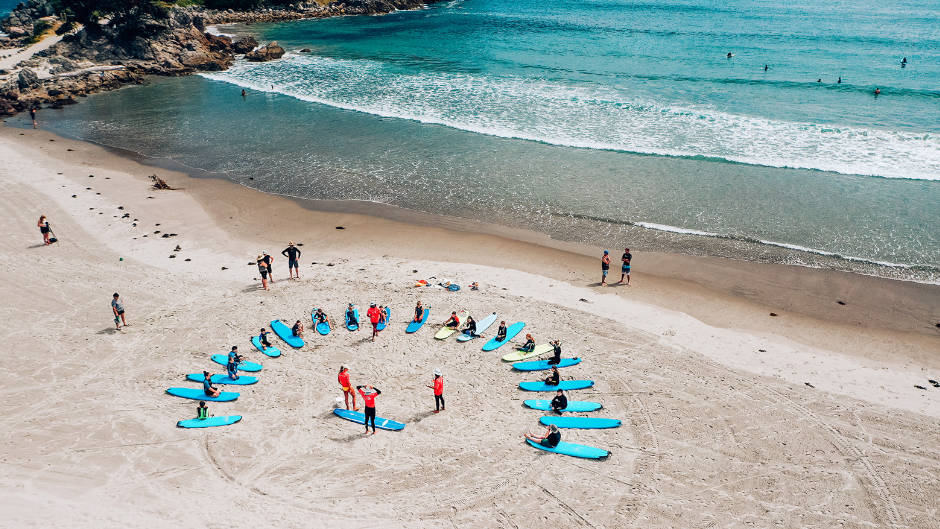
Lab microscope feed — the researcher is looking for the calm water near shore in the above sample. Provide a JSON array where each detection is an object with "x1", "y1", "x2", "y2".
[{"x1": 29, "y1": 0, "x2": 940, "y2": 282}]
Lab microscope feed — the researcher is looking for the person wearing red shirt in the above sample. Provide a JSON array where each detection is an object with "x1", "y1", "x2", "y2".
[
  {"x1": 427, "y1": 368, "x2": 445, "y2": 413},
  {"x1": 338, "y1": 366, "x2": 358, "y2": 411},
  {"x1": 356, "y1": 385, "x2": 382, "y2": 434},
  {"x1": 366, "y1": 303, "x2": 382, "y2": 342}
]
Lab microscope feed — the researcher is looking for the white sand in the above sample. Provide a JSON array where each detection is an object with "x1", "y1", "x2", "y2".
[{"x1": 1, "y1": 126, "x2": 938, "y2": 528}]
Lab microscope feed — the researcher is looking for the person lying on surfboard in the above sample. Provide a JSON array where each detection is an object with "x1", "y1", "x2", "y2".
[
  {"x1": 443, "y1": 311, "x2": 460, "y2": 329},
  {"x1": 202, "y1": 371, "x2": 221, "y2": 398},
  {"x1": 462, "y1": 316, "x2": 477, "y2": 337},
  {"x1": 292, "y1": 320, "x2": 304, "y2": 338},
  {"x1": 314, "y1": 308, "x2": 332, "y2": 328},
  {"x1": 259, "y1": 328, "x2": 272, "y2": 349},
  {"x1": 525, "y1": 424, "x2": 561, "y2": 448},
  {"x1": 550, "y1": 390, "x2": 567, "y2": 414},
  {"x1": 413, "y1": 301, "x2": 424, "y2": 323},
  {"x1": 516, "y1": 334, "x2": 535, "y2": 352},
  {"x1": 547, "y1": 340, "x2": 562, "y2": 365},
  {"x1": 543, "y1": 366, "x2": 560, "y2": 386},
  {"x1": 346, "y1": 304, "x2": 358, "y2": 328},
  {"x1": 338, "y1": 366, "x2": 358, "y2": 411},
  {"x1": 197, "y1": 400, "x2": 210, "y2": 420}
]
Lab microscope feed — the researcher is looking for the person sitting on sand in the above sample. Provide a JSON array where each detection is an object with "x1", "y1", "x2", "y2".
[
  {"x1": 544, "y1": 366, "x2": 560, "y2": 386},
  {"x1": 550, "y1": 389, "x2": 568, "y2": 413},
  {"x1": 462, "y1": 315, "x2": 477, "y2": 337},
  {"x1": 525, "y1": 424, "x2": 561, "y2": 448},
  {"x1": 197, "y1": 400, "x2": 210, "y2": 420},
  {"x1": 338, "y1": 366, "x2": 358, "y2": 411},
  {"x1": 428, "y1": 368, "x2": 445, "y2": 413},
  {"x1": 356, "y1": 385, "x2": 382, "y2": 435},
  {"x1": 259, "y1": 328, "x2": 272, "y2": 349},
  {"x1": 281, "y1": 242, "x2": 302, "y2": 279},
  {"x1": 226, "y1": 346, "x2": 240, "y2": 381},
  {"x1": 547, "y1": 340, "x2": 562, "y2": 365},
  {"x1": 517, "y1": 333, "x2": 535, "y2": 352},
  {"x1": 443, "y1": 311, "x2": 460, "y2": 329},
  {"x1": 346, "y1": 303, "x2": 358, "y2": 328},
  {"x1": 257, "y1": 254, "x2": 270, "y2": 291},
  {"x1": 37, "y1": 215, "x2": 51, "y2": 245},
  {"x1": 413, "y1": 301, "x2": 424, "y2": 323},
  {"x1": 494, "y1": 321, "x2": 508, "y2": 342},
  {"x1": 469, "y1": 282, "x2": 479, "y2": 291},
  {"x1": 314, "y1": 308, "x2": 332, "y2": 329},
  {"x1": 202, "y1": 371, "x2": 221, "y2": 398},
  {"x1": 292, "y1": 320, "x2": 304, "y2": 338}
]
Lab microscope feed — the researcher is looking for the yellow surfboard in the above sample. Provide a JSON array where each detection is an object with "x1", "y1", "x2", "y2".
[
  {"x1": 501, "y1": 343, "x2": 552, "y2": 362},
  {"x1": 435, "y1": 310, "x2": 469, "y2": 340}
]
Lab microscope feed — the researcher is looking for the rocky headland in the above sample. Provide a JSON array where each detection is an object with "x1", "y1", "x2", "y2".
[{"x1": 0, "y1": 0, "x2": 439, "y2": 117}]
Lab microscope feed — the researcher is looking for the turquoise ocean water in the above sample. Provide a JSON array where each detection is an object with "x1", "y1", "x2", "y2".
[{"x1": 23, "y1": 0, "x2": 940, "y2": 281}]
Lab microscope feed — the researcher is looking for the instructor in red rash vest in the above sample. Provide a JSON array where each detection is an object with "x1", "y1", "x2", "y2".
[
  {"x1": 428, "y1": 368, "x2": 445, "y2": 413},
  {"x1": 338, "y1": 366, "x2": 358, "y2": 411},
  {"x1": 367, "y1": 303, "x2": 382, "y2": 342},
  {"x1": 357, "y1": 385, "x2": 382, "y2": 435}
]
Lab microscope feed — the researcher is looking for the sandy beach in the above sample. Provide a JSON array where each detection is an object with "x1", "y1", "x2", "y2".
[{"x1": 1, "y1": 123, "x2": 939, "y2": 528}]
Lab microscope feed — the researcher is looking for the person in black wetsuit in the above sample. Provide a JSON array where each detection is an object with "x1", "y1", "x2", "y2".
[
  {"x1": 550, "y1": 389, "x2": 568, "y2": 413},
  {"x1": 517, "y1": 334, "x2": 535, "y2": 352},
  {"x1": 544, "y1": 366, "x2": 560, "y2": 386},
  {"x1": 356, "y1": 385, "x2": 382, "y2": 435},
  {"x1": 413, "y1": 301, "x2": 424, "y2": 323},
  {"x1": 345, "y1": 303, "x2": 358, "y2": 328},
  {"x1": 292, "y1": 319, "x2": 304, "y2": 338},
  {"x1": 259, "y1": 328, "x2": 272, "y2": 348},
  {"x1": 494, "y1": 321, "x2": 508, "y2": 342},
  {"x1": 525, "y1": 424, "x2": 561, "y2": 448},
  {"x1": 462, "y1": 315, "x2": 477, "y2": 337},
  {"x1": 547, "y1": 340, "x2": 562, "y2": 365},
  {"x1": 281, "y1": 242, "x2": 302, "y2": 279}
]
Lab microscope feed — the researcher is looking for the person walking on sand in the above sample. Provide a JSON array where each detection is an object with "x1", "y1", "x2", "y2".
[
  {"x1": 292, "y1": 319, "x2": 304, "y2": 338},
  {"x1": 619, "y1": 247, "x2": 632, "y2": 285},
  {"x1": 525, "y1": 424, "x2": 561, "y2": 448},
  {"x1": 413, "y1": 301, "x2": 424, "y2": 323},
  {"x1": 428, "y1": 368, "x2": 445, "y2": 413},
  {"x1": 356, "y1": 385, "x2": 382, "y2": 435},
  {"x1": 257, "y1": 254, "x2": 270, "y2": 291},
  {"x1": 111, "y1": 293, "x2": 126, "y2": 330},
  {"x1": 550, "y1": 389, "x2": 568, "y2": 413},
  {"x1": 30, "y1": 105, "x2": 38, "y2": 129},
  {"x1": 37, "y1": 215, "x2": 51, "y2": 245},
  {"x1": 262, "y1": 251, "x2": 275, "y2": 284},
  {"x1": 367, "y1": 303, "x2": 382, "y2": 341},
  {"x1": 281, "y1": 242, "x2": 302, "y2": 279},
  {"x1": 338, "y1": 366, "x2": 358, "y2": 411},
  {"x1": 601, "y1": 250, "x2": 610, "y2": 285},
  {"x1": 202, "y1": 371, "x2": 221, "y2": 398}
]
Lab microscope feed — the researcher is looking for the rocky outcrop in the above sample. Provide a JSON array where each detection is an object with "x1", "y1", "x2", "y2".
[
  {"x1": 1, "y1": 0, "x2": 56, "y2": 42},
  {"x1": 245, "y1": 41, "x2": 284, "y2": 62},
  {"x1": 232, "y1": 36, "x2": 259, "y2": 54}
]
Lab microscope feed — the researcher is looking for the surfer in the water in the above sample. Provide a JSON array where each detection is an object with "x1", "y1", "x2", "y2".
[
  {"x1": 548, "y1": 340, "x2": 562, "y2": 365},
  {"x1": 281, "y1": 241, "x2": 301, "y2": 279},
  {"x1": 726, "y1": 52, "x2": 733, "y2": 59},
  {"x1": 462, "y1": 315, "x2": 477, "y2": 337},
  {"x1": 413, "y1": 301, "x2": 424, "y2": 323},
  {"x1": 428, "y1": 369, "x2": 445, "y2": 413},
  {"x1": 356, "y1": 385, "x2": 382, "y2": 435},
  {"x1": 837, "y1": 76, "x2": 842, "y2": 84},
  {"x1": 443, "y1": 311, "x2": 460, "y2": 329},
  {"x1": 292, "y1": 320, "x2": 304, "y2": 338},
  {"x1": 544, "y1": 366, "x2": 560, "y2": 386},
  {"x1": 901, "y1": 57, "x2": 907, "y2": 68},
  {"x1": 338, "y1": 366, "x2": 358, "y2": 411},
  {"x1": 525, "y1": 424, "x2": 561, "y2": 448},
  {"x1": 601, "y1": 250, "x2": 610, "y2": 286},
  {"x1": 202, "y1": 371, "x2": 221, "y2": 398},
  {"x1": 550, "y1": 389, "x2": 568, "y2": 413},
  {"x1": 259, "y1": 328, "x2": 272, "y2": 349},
  {"x1": 197, "y1": 400, "x2": 209, "y2": 420},
  {"x1": 367, "y1": 303, "x2": 382, "y2": 341},
  {"x1": 517, "y1": 333, "x2": 535, "y2": 352}
]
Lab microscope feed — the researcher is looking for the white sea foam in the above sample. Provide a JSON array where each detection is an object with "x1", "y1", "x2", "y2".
[{"x1": 201, "y1": 54, "x2": 940, "y2": 180}]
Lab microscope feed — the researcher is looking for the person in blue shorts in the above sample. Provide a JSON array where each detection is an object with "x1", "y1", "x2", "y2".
[
  {"x1": 619, "y1": 247, "x2": 632, "y2": 285},
  {"x1": 601, "y1": 250, "x2": 610, "y2": 286},
  {"x1": 281, "y1": 242, "x2": 302, "y2": 279}
]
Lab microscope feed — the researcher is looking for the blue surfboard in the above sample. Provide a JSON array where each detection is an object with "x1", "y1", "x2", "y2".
[
  {"x1": 525, "y1": 439, "x2": 609, "y2": 459},
  {"x1": 186, "y1": 373, "x2": 258, "y2": 385},
  {"x1": 166, "y1": 387, "x2": 239, "y2": 402},
  {"x1": 524, "y1": 399, "x2": 602, "y2": 412},
  {"x1": 251, "y1": 335, "x2": 281, "y2": 358},
  {"x1": 177, "y1": 415, "x2": 242, "y2": 428},
  {"x1": 211, "y1": 354, "x2": 262, "y2": 372},
  {"x1": 406, "y1": 307, "x2": 430, "y2": 333},
  {"x1": 271, "y1": 319, "x2": 304, "y2": 348},
  {"x1": 333, "y1": 408, "x2": 405, "y2": 431},
  {"x1": 375, "y1": 307, "x2": 391, "y2": 331},
  {"x1": 482, "y1": 321, "x2": 525, "y2": 351},
  {"x1": 513, "y1": 358, "x2": 581, "y2": 371},
  {"x1": 346, "y1": 308, "x2": 359, "y2": 331},
  {"x1": 540, "y1": 416, "x2": 621, "y2": 429},
  {"x1": 457, "y1": 312, "x2": 498, "y2": 342},
  {"x1": 519, "y1": 380, "x2": 594, "y2": 392}
]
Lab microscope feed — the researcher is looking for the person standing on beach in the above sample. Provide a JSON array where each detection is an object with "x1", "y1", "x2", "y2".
[
  {"x1": 111, "y1": 293, "x2": 126, "y2": 330},
  {"x1": 356, "y1": 385, "x2": 382, "y2": 435},
  {"x1": 281, "y1": 242, "x2": 302, "y2": 279},
  {"x1": 428, "y1": 369, "x2": 445, "y2": 413},
  {"x1": 601, "y1": 250, "x2": 610, "y2": 286},
  {"x1": 262, "y1": 251, "x2": 275, "y2": 284},
  {"x1": 619, "y1": 248, "x2": 632, "y2": 285},
  {"x1": 367, "y1": 303, "x2": 382, "y2": 341},
  {"x1": 37, "y1": 215, "x2": 51, "y2": 245},
  {"x1": 257, "y1": 254, "x2": 270, "y2": 291},
  {"x1": 338, "y1": 366, "x2": 358, "y2": 411},
  {"x1": 29, "y1": 105, "x2": 38, "y2": 129}
]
